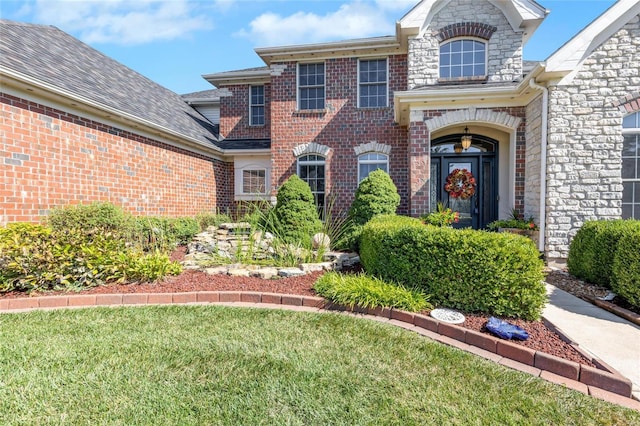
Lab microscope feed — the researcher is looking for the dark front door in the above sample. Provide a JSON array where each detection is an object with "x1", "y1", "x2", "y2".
[{"x1": 430, "y1": 134, "x2": 498, "y2": 229}]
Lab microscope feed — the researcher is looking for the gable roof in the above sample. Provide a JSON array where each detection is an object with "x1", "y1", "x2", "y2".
[
  {"x1": 399, "y1": 0, "x2": 547, "y2": 43},
  {"x1": 0, "y1": 20, "x2": 222, "y2": 155},
  {"x1": 544, "y1": 0, "x2": 640, "y2": 77}
]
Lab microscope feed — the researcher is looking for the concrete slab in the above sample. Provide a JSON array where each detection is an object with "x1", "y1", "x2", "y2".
[{"x1": 543, "y1": 284, "x2": 640, "y2": 400}]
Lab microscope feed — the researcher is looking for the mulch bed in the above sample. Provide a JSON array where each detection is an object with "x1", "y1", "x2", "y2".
[{"x1": 0, "y1": 247, "x2": 597, "y2": 368}]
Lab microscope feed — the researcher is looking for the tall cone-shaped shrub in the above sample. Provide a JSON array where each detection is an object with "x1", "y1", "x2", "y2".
[
  {"x1": 272, "y1": 175, "x2": 322, "y2": 244},
  {"x1": 342, "y1": 169, "x2": 400, "y2": 251}
]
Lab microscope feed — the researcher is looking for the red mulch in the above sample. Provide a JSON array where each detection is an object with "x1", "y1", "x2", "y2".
[{"x1": 0, "y1": 245, "x2": 596, "y2": 368}]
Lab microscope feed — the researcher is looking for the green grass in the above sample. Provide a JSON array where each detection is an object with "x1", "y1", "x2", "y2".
[{"x1": 0, "y1": 306, "x2": 637, "y2": 425}]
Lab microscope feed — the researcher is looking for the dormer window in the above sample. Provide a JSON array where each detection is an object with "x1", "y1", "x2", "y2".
[{"x1": 439, "y1": 39, "x2": 486, "y2": 79}]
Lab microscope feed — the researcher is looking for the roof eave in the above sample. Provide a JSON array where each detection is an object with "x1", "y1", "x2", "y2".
[
  {"x1": 255, "y1": 36, "x2": 404, "y2": 65},
  {"x1": 1, "y1": 66, "x2": 226, "y2": 160},
  {"x1": 203, "y1": 69, "x2": 271, "y2": 87}
]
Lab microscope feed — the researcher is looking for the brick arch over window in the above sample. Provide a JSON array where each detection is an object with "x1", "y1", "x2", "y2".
[
  {"x1": 435, "y1": 22, "x2": 497, "y2": 42},
  {"x1": 613, "y1": 91, "x2": 640, "y2": 114},
  {"x1": 425, "y1": 107, "x2": 522, "y2": 131},
  {"x1": 293, "y1": 142, "x2": 330, "y2": 157}
]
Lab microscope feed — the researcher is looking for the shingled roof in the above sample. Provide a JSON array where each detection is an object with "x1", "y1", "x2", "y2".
[{"x1": 0, "y1": 20, "x2": 221, "y2": 152}]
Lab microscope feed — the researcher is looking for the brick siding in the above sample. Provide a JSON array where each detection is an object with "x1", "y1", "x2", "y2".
[
  {"x1": 220, "y1": 84, "x2": 271, "y2": 140},
  {"x1": 1, "y1": 93, "x2": 233, "y2": 223}
]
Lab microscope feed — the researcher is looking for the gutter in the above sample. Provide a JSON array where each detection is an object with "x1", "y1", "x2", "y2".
[{"x1": 528, "y1": 77, "x2": 549, "y2": 253}]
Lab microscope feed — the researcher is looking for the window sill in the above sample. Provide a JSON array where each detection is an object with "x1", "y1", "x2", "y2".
[
  {"x1": 248, "y1": 124, "x2": 265, "y2": 128},
  {"x1": 294, "y1": 109, "x2": 327, "y2": 116},
  {"x1": 438, "y1": 76, "x2": 488, "y2": 84}
]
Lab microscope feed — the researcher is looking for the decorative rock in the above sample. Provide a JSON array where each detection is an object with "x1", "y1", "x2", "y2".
[
  {"x1": 252, "y1": 268, "x2": 278, "y2": 279},
  {"x1": 278, "y1": 268, "x2": 306, "y2": 278},
  {"x1": 228, "y1": 269, "x2": 250, "y2": 277},
  {"x1": 312, "y1": 233, "x2": 330, "y2": 249},
  {"x1": 205, "y1": 266, "x2": 228, "y2": 275},
  {"x1": 430, "y1": 308, "x2": 466, "y2": 324},
  {"x1": 300, "y1": 262, "x2": 333, "y2": 272}
]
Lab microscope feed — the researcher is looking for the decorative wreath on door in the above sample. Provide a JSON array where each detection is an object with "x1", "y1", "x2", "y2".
[{"x1": 444, "y1": 168, "x2": 476, "y2": 199}]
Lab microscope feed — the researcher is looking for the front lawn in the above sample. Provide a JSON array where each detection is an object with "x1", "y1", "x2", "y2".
[{"x1": 0, "y1": 306, "x2": 637, "y2": 425}]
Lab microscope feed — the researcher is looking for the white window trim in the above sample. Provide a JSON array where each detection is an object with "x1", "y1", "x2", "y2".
[
  {"x1": 241, "y1": 168, "x2": 267, "y2": 195},
  {"x1": 357, "y1": 58, "x2": 389, "y2": 108},
  {"x1": 249, "y1": 85, "x2": 265, "y2": 127},
  {"x1": 297, "y1": 62, "x2": 326, "y2": 111},
  {"x1": 357, "y1": 152, "x2": 389, "y2": 182},
  {"x1": 438, "y1": 37, "x2": 488, "y2": 79}
]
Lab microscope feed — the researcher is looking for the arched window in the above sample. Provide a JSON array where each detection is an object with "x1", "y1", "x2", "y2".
[
  {"x1": 358, "y1": 152, "x2": 388, "y2": 182},
  {"x1": 622, "y1": 111, "x2": 640, "y2": 219},
  {"x1": 440, "y1": 39, "x2": 486, "y2": 79},
  {"x1": 297, "y1": 154, "x2": 325, "y2": 208}
]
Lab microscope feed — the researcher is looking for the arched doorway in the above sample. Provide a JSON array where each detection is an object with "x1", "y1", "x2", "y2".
[{"x1": 430, "y1": 133, "x2": 498, "y2": 229}]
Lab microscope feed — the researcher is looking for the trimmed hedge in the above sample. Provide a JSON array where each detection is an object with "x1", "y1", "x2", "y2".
[
  {"x1": 360, "y1": 215, "x2": 546, "y2": 320},
  {"x1": 612, "y1": 228, "x2": 640, "y2": 307},
  {"x1": 568, "y1": 220, "x2": 640, "y2": 289}
]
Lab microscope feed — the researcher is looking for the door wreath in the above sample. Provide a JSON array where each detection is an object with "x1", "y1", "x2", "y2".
[{"x1": 444, "y1": 168, "x2": 476, "y2": 199}]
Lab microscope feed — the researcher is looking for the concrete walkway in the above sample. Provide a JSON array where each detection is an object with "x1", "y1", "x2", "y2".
[{"x1": 543, "y1": 284, "x2": 640, "y2": 400}]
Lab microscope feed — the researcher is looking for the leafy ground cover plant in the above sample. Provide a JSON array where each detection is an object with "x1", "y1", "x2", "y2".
[
  {"x1": 314, "y1": 271, "x2": 432, "y2": 312},
  {"x1": 0, "y1": 306, "x2": 636, "y2": 425},
  {"x1": 421, "y1": 202, "x2": 459, "y2": 227},
  {"x1": 487, "y1": 208, "x2": 537, "y2": 231},
  {"x1": 0, "y1": 223, "x2": 181, "y2": 293}
]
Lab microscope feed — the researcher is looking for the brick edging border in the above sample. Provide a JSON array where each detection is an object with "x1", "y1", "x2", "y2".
[{"x1": 1, "y1": 291, "x2": 638, "y2": 411}]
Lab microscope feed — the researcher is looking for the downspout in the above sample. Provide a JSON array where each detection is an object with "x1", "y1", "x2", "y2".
[{"x1": 529, "y1": 78, "x2": 548, "y2": 253}]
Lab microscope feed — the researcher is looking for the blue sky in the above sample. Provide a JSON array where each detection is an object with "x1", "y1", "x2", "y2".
[{"x1": 1, "y1": 0, "x2": 617, "y2": 94}]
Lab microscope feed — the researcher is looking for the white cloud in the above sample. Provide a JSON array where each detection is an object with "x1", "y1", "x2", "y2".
[
  {"x1": 29, "y1": 0, "x2": 214, "y2": 45},
  {"x1": 375, "y1": 0, "x2": 419, "y2": 12},
  {"x1": 235, "y1": 1, "x2": 407, "y2": 47}
]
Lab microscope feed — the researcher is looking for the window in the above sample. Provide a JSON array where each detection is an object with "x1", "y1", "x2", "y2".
[
  {"x1": 622, "y1": 111, "x2": 640, "y2": 219},
  {"x1": 440, "y1": 39, "x2": 486, "y2": 79},
  {"x1": 359, "y1": 59, "x2": 387, "y2": 108},
  {"x1": 297, "y1": 154, "x2": 325, "y2": 207},
  {"x1": 298, "y1": 63, "x2": 325, "y2": 110},
  {"x1": 242, "y1": 169, "x2": 266, "y2": 194},
  {"x1": 358, "y1": 152, "x2": 388, "y2": 182},
  {"x1": 250, "y1": 85, "x2": 264, "y2": 126}
]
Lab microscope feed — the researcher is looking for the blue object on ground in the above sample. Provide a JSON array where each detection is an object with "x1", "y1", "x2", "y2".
[{"x1": 485, "y1": 317, "x2": 529, "y2": 340}]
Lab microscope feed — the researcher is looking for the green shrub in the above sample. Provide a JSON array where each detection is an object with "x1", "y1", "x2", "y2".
[
  {"x1": 272, "y1": 175, "x2": 322, "y2": 245},
  {"x1": 196, "y1": 212, "x2": 232, "y2": 230},
  {"x1": 359, "y1": 215, "x2": 546, "y2": 320},
  {"x1": 314, "y1": 272, "x2": 432, "y2": 312},
  {"x1": 47, "y1": 202, "x2": 133, "y2": 236},
  {"x1": 344, "y1": 169, "x2": 400, "y2": 250},
  {"x1": 568, "y1": 220, "x2": 640, "y2": 288},
  {"x1": 0, "y1": 223, "x2": 181, "y2": 293},
  {"x1": 133, "y1": 216, "x2": 200, "y2": 251},
  {"x1": 611, "y1": 228, "x2": 640, "y2": 308}
]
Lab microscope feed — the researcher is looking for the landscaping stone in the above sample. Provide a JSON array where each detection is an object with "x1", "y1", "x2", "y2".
[{"x1": 278, "y1": 268, "x2": 306, "y2": 278}]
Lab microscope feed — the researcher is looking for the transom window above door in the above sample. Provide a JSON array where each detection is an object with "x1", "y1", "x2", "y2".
[{"x1": 439, "y1": 39, "x2": 486, "y2": 79}]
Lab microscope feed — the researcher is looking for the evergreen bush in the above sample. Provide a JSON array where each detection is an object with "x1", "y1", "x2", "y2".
[
  {"x1": 568, "y1": 220, "x2": 640, "y2": 288},
  {"x1": 359, "y1": 215, "x2": 546, "y2": 320},
  {"x1": 344, "y1": 169, "x2": 400, "y2": 250},
  {"x1": 611, "y1": 228, "x2": 640, "y2": 308},
  {"x1": 271, "y1": 175, "x2": 322, "y2": 244}
]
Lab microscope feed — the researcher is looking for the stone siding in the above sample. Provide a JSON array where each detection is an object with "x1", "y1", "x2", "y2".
[
  {"x1": 525, "y1": 94, "x2": 543, "y2": 225},
  {"x1": 408, "y1": 0, "x2": 523, "y2": 89},
  {"x1": 545, "y1": 14, "x2": 640, "y2": 259},
  {"x1": 1, "y1": 93, "x2": 232, "y2": 224}
]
